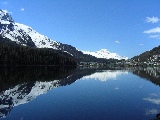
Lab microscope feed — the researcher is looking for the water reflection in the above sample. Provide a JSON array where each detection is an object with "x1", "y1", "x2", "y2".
[
  {"x1": 0, "y1": 67, "x2": 160, "y2": 119},
  {"x1": 143, "y1": 93, "x2": 160, "y2": 105},
  {"x1": 81, "y1": 70, "x2": 128, "y2": 81},
  {"x1": 130, "y1": 67, "x2": 160, "y2": 86},
  {"x1": 143, "y1": 93, "x2": 160, "y2": 117},
  {"x1": 0, "y1": 96, "x2": 13, "y2": 118},
  {"x1": 0, "y1": 66, "x2": 97, "y2": 118},
  {"x1": 129, "y1": 67, "x2": 160, "y2": 120}
]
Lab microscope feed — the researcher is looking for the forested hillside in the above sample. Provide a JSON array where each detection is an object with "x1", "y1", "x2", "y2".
[
  {"x1": 0, "y1": 36, "x2": 77, "y2": 66},
  {"x1": 132, "y1": 45, "x2": 160, "y2": 62}
]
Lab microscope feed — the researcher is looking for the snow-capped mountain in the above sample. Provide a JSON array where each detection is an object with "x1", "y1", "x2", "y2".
[
  {"x1": 0, "y1": 9, "x2": 96, "y2": 60},
  {"x1": 0, "y1": 9, "x2": 127, "y2": 60},
  {"x1": 0, "y1": 9, "x2": 61, "y2": 49},
  {"x1": 82, "y1": 49, "x2": 128, "y2": 60}
]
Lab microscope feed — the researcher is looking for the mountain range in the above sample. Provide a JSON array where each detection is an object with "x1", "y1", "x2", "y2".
[
  {"x1": 0, "y1": 9, "x2": 127, "y2": 61},
  {"x1": 82, "y1": 49, "x2": 128, "y2": 60}
]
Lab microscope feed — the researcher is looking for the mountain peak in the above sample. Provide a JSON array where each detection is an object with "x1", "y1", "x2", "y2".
[
  {"x1": 0, "y1": 9, "x2": 14, "y2": 23},
  {"x1": 82, "y1": 49, "x2": 128, "y2": 60},
  {"x1": 0, "y1": 10, "x2": 59, "y2": 48}
]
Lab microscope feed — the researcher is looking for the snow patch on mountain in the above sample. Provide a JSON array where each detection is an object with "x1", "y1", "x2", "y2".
[
  {"x1": 14, "y1": 23, "x2": 60, "y2": 48},
  {"x1": 0, "y1": 9, "x2": 61, "y2": 49},
  {"x1": 0, "y1": 9, "x2": 14, "y2": 22},
  {"x1": 82, "y1": 49, "x2": 128, "y2": 60}
]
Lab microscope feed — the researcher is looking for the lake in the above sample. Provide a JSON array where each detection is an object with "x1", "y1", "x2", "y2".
[{"x1": 0, "y1": 67, "x2": 160, "y2": 120}]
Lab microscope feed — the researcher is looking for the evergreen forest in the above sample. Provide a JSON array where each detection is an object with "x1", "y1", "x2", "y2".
[{"x1": 0, "y1": 36, "x2": 77, "y2": 66}]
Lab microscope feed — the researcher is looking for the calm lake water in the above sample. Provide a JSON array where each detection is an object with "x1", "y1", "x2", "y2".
[{"x1": 0, "y1": 67, "x2": 160, "y2": 120}]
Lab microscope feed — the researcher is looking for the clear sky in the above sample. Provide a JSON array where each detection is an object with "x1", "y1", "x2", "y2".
[{"x1": 1, "y1": 0, "x2": 160, "y2": 58}]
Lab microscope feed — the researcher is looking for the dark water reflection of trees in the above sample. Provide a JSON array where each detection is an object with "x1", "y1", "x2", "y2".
[
  {"x1": 129, "y1": 67, "x2": 160, "y2": 86},
  {"x1": 0, "y1": 66, "x2": 99, "y2": 118},
  {"x1": 0, "y1": 66, "x2": 76, "y2": 92}
]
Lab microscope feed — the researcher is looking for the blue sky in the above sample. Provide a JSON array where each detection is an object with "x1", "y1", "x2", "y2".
[{"x1": 1, "y1": 0, "x2": 160, "y2": 58}]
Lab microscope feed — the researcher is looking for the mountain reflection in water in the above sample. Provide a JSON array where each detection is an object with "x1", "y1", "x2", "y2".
[
  {"x1": 1, "y1": 67, "x2": 111, "y2": 118},
  {"x1": 130, "y1": 67, "x2": 160, "y2": 86},
  {"x1": 0, "y1": 66, "x2": 78, "y2": 118},
  {"x1": 81, "y1": 70, "x2": 128, "y2": 81},
  {"x1": 0, "y1": 67, "x2": 160, "y2": 119}
]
